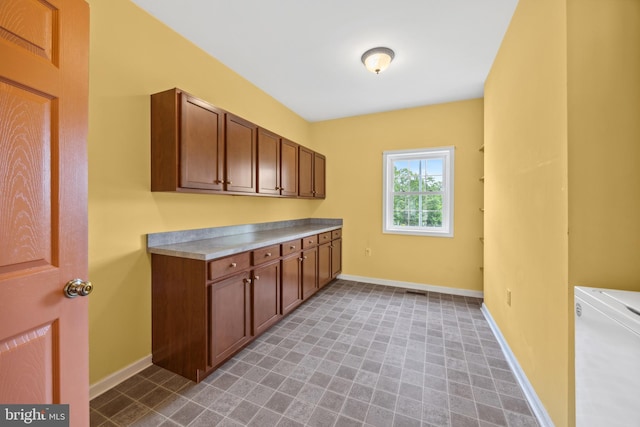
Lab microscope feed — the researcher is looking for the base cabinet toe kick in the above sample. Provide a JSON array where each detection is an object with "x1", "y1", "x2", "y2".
[{"x1": 150, "y1": 228, "x2": 342, "y2": 382}]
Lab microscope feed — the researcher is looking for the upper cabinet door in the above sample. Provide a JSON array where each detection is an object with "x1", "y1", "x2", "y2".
[
  {"x1": 299, "y1": 146, "x2": 314, "y2": 198},
  {"x1": 226, "y1": 114, "x2": 257, "y2": 193},
  {"x1": 257, "y1": 128, "x2": 280, "y2": 195},
  {"x1": 280, "y1": 139, "x2": 299, "y2": 197},
  {"x1": 314, "y1": 152, "x2": 326, "y2": 199},
  {"x1": 180, "y1": 94, "x2": 225, "y2": 191}
]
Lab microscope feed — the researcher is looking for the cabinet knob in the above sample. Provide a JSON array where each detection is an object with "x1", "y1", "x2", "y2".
[
  {"x1": 298, "y1": 257, "x2": 304, "y2": 262},
  {"x1": 230, "y1": 262, "x2": 237, "y2": 268},
  {"x1": 265, "y1": 253, "x2": 271, "y2": 257},
  {"x1": 243, "y1": 278, "x2": 252, "y2": 284},
  {"x1": 254, "y1": 275, "x2": 260, "y2": 281},
  {"x1": 290, "y1": 245, "x2": 296, "y2": 249},
  {"x1": 303, "y1": 256, "x2": 308, "y2": 260},
  {"x1": 280, "y1": 187, "x2": 285, "y2": 191},
  {"x1": 226, "y1": 180, "x2": 232, "y2": 185}
]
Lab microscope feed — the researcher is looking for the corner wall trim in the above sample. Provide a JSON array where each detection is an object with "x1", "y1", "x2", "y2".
[
  {"x1": 338, "y1": 274, "x2": 483, "y2": 298},
  {"x1": 90, "y1": 355, "x2": 153, "y2": 400},
  {"x1": 480, "y1": 304, "x2": 555, "y2": 427}
]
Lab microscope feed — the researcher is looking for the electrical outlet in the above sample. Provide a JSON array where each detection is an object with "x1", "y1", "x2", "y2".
[
  {"x1": 506, "y1": 289, "x2": 512, "y2": 306},
  {"x1": 365, "y1": 248, "x2": 372, "y2": 256}
]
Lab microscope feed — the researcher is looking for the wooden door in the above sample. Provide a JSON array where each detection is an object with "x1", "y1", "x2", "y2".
[
  {"x1": 281, "y1": 253, "x2": 302, "y2": 315},
  {"x1": 0, "y1": 0, "x2": 89, "y2": 423},
  {"x1": 209, "y1": 272, "x2": 251, "y2": 368},
  {"x1": 280, "y1": 139, "x2": 298, "y2": 197},
  {"x1": 225, "y1": 114, "x2": 256, "y2": 193},
  {"x1": 257, "y1": 128, "x2": 280, "y2": 195},
  {"x1": 252, "y1": 261, "x2": 281, "y2": 335},
  {"x1": 301, "y1": 247, "x2": 318, "y2": 299},
  {"x1": 180, "y1": 93, "x2": 225, "y2": 191},
  {"x1": 331, "y1": 238, "x2": 342, "y2": 278},
  {"x1": 314, "y1": 152, "x2": 326, "y2": 198},
  {"x1": 318, "y1": 243, "x2": 332, "y2": 288},
  {"x1": 298, "y1": 146, "x2": 314, "y2": 197}
]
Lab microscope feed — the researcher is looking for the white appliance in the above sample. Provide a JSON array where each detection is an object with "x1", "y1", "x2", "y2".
[{"x1": 575, "y1": 286, "x2": 640, "y2": 427}]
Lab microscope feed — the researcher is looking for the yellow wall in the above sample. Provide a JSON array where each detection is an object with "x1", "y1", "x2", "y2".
[
  {"x1": 485, "y1": 0, "x2": 640, "y2": 425},
  {"x1": 567, "y1": 0, "x2": 640, "y2": 423},
  {"x1": 567, "y1": 0, "x2": 640, "y2": 288},
  {"x1": 484, "y1": 0, "x2": 570, "y2": 425},
  {"x1": 87, "y1": 0, "x2": 484, "y2": 385},
  {"x1": 311, "y1": 100, "x2": 484, "y2": 292},
  {"x1": 87, "y1": 0, "x2": 316, "y2": 383}
]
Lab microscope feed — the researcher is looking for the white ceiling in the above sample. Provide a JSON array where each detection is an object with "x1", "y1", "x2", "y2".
[{"x1": 131, "y1": 0, "x2": 518, "y2": 122}]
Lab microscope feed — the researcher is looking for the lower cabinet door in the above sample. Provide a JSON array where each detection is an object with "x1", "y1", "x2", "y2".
[
  {"x1": 301, "y1": 246, "x2": 318, "y2": 299},
  {"x1": 208, "y1": 272, "x2": 251, "y2": 368},
  {"x1": 318, "y1": 242, "x2": 332, "y2": 288},
  {"x1": 331, "y1": 238, "x2": 342, "y2": 278},
  {"x1": 252, "y1": 261, "x2": 281, "y2": 335},
  {"x1": 282, "y1": 253, "x2": 302, "y2": 315}
]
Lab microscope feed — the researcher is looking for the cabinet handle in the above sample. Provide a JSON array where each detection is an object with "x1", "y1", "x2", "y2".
[
  {"x1": 290, "y1": 245, "x2": 296, "y2": 249},
  {"x1": 243, "y1": 278, "x2": 252, "y2": 284},
  {"x1": 230, "y1": 262, "x2": 237, "y2": 268},
  {"x1": 226, "y1": 180, "x2": 232, "y2": 184},
  {"x1": 265, "y1": 253, "x2": 271, "y2": 257},
  {"x1": 254, "y1": 275, "x2": 260, "y2": 281},
  {"x1": 303, "y1": 256, "x2": 308, "y2": 260},
  {"x1": 280, "y1": 187, "x2": 285, "y2": 191},
  {"x1": 298, "y1": 257, "x2": 304, "y2": 262},
  {"x1": 275, "y1": 186, "x2": 280, "y2": 190}
]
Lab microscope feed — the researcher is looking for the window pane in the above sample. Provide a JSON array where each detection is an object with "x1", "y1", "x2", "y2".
[
  {"x1": 426, "y1": 159, "x2": 442, "y2": 175},
  {"x1": 393, "y1": 164, "x2": 412, "y2": 192},
  {"x1": 422, "y1": 175, "x2": 442, "y2": 191},
  {"x1": 393, "y1": 194, "x2": 420, "y2": 226}
]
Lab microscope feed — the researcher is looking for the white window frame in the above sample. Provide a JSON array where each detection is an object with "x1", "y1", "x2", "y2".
[{"x1": 382, "y1": 146, "x2": 454, "y2": 237}]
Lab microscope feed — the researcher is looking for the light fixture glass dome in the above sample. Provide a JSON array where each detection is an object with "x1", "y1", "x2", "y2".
[{"x1": 361, "y1": 47, "x2": 395, "y2": 74}]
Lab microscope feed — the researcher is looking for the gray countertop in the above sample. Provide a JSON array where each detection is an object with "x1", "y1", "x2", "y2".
[{"x1": 147, "y1": 218, "x2": 342, "y2": 261}]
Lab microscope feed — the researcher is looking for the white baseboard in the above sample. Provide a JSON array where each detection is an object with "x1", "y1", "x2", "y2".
[
  {"x1": 90, "y1": 355, "x2": 153, "y2": 400},
  {"x1": 480, "y1": 304, "x2": 555, "y2": 427},
  {"x1": 337, "y1": 274, "x2": 483, "y2": 299}
]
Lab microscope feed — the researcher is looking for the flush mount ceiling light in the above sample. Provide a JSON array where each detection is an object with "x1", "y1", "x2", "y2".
[{"x1": 361, "y1": 47, "x2": 395, "y2": 74}]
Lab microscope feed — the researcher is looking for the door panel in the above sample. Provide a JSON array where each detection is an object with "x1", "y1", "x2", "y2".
[
  {"x1": 252, "y1": 261, "x2": 281, "y2": 335},
  {"x1": 225, "y1": 114, "x2": 256, "y2": 193},
  {"x1": 180, "y1": 94, "x2": 224, "y2": 191},
  {"x1": 298, "y1": 146, "x2": 314, "y2": 197},
  {"x1": 318, "y1": 243, "x2": 331, "y2": 288},
  {"x1": 281, "y1": 253, "x2": 302, "y2": 315},
  {"x1": 0, "y1": 0, "x2": 89, "y2": 424},
  {"x1": 280, "y1": 139, "x2": 298, "y2": 197},
  {"x1": 209, "y1": 273, "x2": 251, "y2": 368},
  {"x1": 257, "y1": 128, "x2": 280, "y2": 195},
  {"x1": 301, "y1": 247, "x2": 318, "y2": 299}
]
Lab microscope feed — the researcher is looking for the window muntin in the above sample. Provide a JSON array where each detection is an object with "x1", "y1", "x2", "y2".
[{"x1": 383, "y1": 147, "x2": 454, "y2": 237}]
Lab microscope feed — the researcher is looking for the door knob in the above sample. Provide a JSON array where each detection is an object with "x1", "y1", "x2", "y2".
[{"x1": 63, "y1": 279, "x2": 93, "y2": 298}]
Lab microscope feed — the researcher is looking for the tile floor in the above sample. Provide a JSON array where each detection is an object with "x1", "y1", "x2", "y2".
[{"x1": 90, "y1": 280, "x2": 539, "y2": 427}]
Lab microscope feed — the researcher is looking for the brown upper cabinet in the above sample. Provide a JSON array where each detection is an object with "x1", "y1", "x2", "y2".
[
  {"x1": 257, "y1": 130, "x2": 299, "y2": 197},
  {"x1": 299, "y1": 147, "x2": 326, "y2": 198},
  {"x1": 225, "y1": 113, "x2": 257, "y2": 193},
  {"x1": 151, "y1": 88, "x2": 322, "y2": 198},
  {"x1": 151, "y1": 89, "x2": 225, "y2": 192}
]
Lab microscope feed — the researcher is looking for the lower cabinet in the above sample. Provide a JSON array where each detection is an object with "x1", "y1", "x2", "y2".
[
  {"x1": 301, "y1": 246, "x2": 318, "y2": 299},
  {"x1": 282, "y1": 252, "x2": 302, "y2": 315},
  {"x1": 252, "y1": 260, "x2": 281, "y2": 335},
  {"x1": 208, "y1": 272, "x2": 251, "y2": 369},
  {"x1": 151, "y1": 228, "x2": 341, "y2": 382}
]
